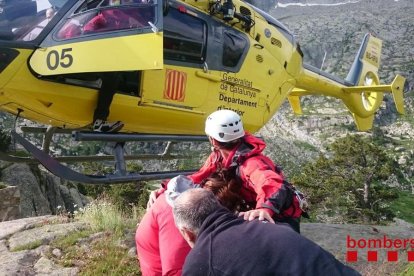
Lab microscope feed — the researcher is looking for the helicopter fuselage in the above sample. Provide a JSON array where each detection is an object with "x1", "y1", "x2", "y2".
[
  {"x1": 0, "y1": 0, "x2": 302, "y2": 134},
  {"x1": 1, "y1": 0, "x2": 404, "y2": 134}
]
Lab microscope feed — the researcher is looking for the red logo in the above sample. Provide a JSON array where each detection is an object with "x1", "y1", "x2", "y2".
[
  {"x1": 346, "y1": 235, "x2": 414, "y2": 262},
  {"x1": 163, "y1": 70, "x2": 187, "y2": 101}
]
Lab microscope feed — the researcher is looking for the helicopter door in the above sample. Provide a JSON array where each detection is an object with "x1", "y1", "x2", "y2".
[
  {"x1": 140, "y1": 5, "x2": 209, "y2": 110},
  {"x1": 29, "y1": 0, "x2": 163, "y2": 75}
]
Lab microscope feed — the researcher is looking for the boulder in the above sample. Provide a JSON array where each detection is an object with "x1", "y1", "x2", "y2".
[
  {"x1": 34, "y1": 256, "x2": 79, "y2": 276},
  {"x1": 0, "y1": 164, "x2": 89, "y2": 218},
  {"x1": 0, "y1": 185, "x2": 20, "y2": 222},
  {"x1": 0, "y1": 240, "x2": 38, "y2": 276},
  {"x1": 8, "y1": 222, "x2": 87, "y2": 251},
  {"x1": 1, "y1": 164, "x2": 51, "y2": 217}
]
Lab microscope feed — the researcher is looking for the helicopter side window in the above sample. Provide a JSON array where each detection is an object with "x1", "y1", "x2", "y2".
[
  {"x1": 55, "y1": 0, "x2": 155, "y2": 40},
  {"x1": 19, "y1": 7, "x2": 57, "y2": 41},
  {"x1": 0, "y1": 0, "x2": 70, "y2": 42},
  {"x1": 163, "y1": 8, "x2": 206, "y2": 64},
  {"x1": 222, "y1": 32, "x2": 247, "y2": 67}
]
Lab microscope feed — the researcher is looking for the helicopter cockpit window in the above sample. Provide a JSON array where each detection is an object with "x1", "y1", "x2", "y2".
[
  {"x1": 0, "y1": 0, "x2": 69, "y2": 41},
  {"x1": 222, "y1": 32, "x2": 247, "y2": 67},
  {"x1": 55, "y1": 0, "x2": 155, "y2": 40},
  {"x1": 163, "y1": 8, "x2": 206, "y2": 64}
]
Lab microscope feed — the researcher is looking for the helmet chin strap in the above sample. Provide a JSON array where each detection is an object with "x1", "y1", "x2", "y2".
[
  {"x1": 209, "y1": 137, "x2": 220, "y2": 152},
  {"x1": 210, "y1": 144, "x2": 220, "y2": 151},
  {"x1": 209, "y1": 138, "x2": 233, "y2": 163}
]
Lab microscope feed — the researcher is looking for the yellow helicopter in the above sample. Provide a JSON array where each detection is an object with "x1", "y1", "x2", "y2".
[{"x1": 0, "y1": 0, "x2": 405, "y2": 183}]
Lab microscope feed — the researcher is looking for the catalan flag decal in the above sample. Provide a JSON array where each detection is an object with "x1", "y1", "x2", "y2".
[{"x1": 163, "y1": 69, "x2": 187, "y2": 101}]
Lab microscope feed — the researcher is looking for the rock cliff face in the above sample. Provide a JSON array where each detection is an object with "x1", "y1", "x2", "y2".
[
  {"x1": 258, "y1": 0, "x2": 414, "y2": 179},
  {"x1": 0, "y1": 185, "x2": 20, "y2": 221},
  {"x1": 273, "y1": 0, "x2": 414, "y2": 86},
  {"x1": 0, "y1": 163, "x2": 89, "y2": 221}
]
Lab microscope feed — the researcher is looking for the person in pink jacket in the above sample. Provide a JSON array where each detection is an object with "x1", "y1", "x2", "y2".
[
  {"x1": 136, "y1": 192, "x2": 190, "y2": 276},
  {"x1": 136, "y1": 172, "x2": 246, "y2": 276},
  {"x1": 148, "y1": 109, "x2": 306, "y2": 233}
]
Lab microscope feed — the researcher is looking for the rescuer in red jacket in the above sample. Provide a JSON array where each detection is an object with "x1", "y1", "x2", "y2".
[
  {"x1": 148, "y1": 109, "x2": 305, "y2": 233},
  {"x1": 136, "y1": 172, "x2": 246, "y2": 276},
  {"x1": 136, "y1": 193, "x2": 191, "y2": 276}
]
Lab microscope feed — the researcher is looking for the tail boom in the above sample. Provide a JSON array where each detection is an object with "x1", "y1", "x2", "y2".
[{"x1": 289, "y1": 34, "x2": 405, "y2": 130}]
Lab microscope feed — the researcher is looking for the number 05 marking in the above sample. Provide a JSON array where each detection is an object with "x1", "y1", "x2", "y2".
[{"x1": 46, "y1": 48, "x2": 73, "y2": 70}]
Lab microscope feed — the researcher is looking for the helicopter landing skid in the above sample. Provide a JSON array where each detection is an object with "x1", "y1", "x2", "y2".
[{"x1": 7, "y1": 130, "x2": 208, "y2": 184}]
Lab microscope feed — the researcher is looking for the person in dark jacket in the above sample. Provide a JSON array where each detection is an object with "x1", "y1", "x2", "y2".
[{"x1": 173, "y1": 188, "x2": 361, "y2": 276}]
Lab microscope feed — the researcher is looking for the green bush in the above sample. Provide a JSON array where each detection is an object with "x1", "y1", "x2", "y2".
[
  {"x1": 390, "y1": 191, "x2": 414, "y2": 224},
  {"x1": 400, "y1": 264, "x2": 414, "y2": 276},
  {"x1": 0, "y1": 129, "x2": 11, "y2": 151},
  {"x1": 108, "y1": 183, "x2": 147, "y2": 211},
  {"x1": 292, "y1": 134, "x2": 400, "y2": 223},
  {"x1": 0, "y1": 182, "x2": 6, "y2": 189},
  {"x1": 76, "y1": 161, "x2": 150, "y2": 212}
]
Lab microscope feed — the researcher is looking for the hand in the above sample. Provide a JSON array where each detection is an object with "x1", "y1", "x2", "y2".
[
  {"x1": 239, "y1": 209, "x2": 275, "y2": 224},
  {"x1": 146, "y1": 190, "x2": 158, "y2": 210}
]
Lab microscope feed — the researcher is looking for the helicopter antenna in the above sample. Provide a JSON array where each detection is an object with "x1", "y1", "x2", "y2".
[
  {"x1": 11, "y1": 108, "x2": 23, "y2": 152},
  {"x1": 13, "y1": 109, "x2": 23, "y2": 131},
  {"x1": 320, "y1": 50, "x2": 327, "y2": 70}
]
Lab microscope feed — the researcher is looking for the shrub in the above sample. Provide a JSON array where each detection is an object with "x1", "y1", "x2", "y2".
[
  {"x1": 292, "y1": 135, "x2": 400, "y2": 223},
  {"x1": 0, "y1": 129, "x2": 11, "y2": 151},
  {"x1": 76, "y1": 197, "x2": 134, "y2": 237}
]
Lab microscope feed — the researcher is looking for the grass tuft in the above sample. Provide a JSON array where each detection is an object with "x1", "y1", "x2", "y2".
[
  {"x1": 45, "y1": 196, "x2": 144, "y2": 275},
  {"x1": 51, "y1": 229, "x2": 93, "y2": 249},
  {"x1": 54, "y1": 232, "x2": 141, "y2": 275},
  {"x1": 80, "y1": 234, "x2": 141, "y2": 276},
  {"x1": 400, "y1": 263, "x2": 414, "y2": 276},
  {"x1": 12, "y1": 240, "x2": 43, "y2": 252},
  {"x1": 76, "y1": 197, "x2": 137, "y2": 237},
  {"x1": 390, "y1": 192, "x2": 414, "y2": 224}
]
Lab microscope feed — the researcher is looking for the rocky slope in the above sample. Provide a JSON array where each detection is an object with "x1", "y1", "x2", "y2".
[
  {"x1": 258, "y1": 0, "x2": 414, "y2": 179},
  {"x1": 1, "y1": 215, "x2": 412, "y2": 275},
  {"x1": 0, "y1": 216, "x2": 85, "y2": 275}
]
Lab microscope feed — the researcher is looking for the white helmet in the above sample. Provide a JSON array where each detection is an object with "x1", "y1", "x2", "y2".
[{"x1": 205, "y1": 110, "x2": 245, "y2": 142}]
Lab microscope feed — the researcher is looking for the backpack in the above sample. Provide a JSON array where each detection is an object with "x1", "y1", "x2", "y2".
[{"x1": 228, "y1": 152, "x2": 310, "y2": 218}]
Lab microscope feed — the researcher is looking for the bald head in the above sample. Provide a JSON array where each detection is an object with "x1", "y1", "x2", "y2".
[{"x1": 173, "y1": 188, "x2": 221, "y2": 235}]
